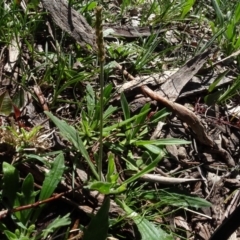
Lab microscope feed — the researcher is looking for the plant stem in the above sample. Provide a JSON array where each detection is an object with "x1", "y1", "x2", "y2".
[
  {"x1": 95, "y1": 6, "x2": 105, "y2": 181},
  {"x1": 99, "y1": 62, "x2": 104, "y2": 181}
]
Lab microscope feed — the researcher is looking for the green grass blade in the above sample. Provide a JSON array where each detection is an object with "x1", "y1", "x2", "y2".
[
  {"x1": 218, "y1": 75, "x2": 240, "y2": 103},
  {"x1": 233, "y1": 3, "x2": 240, "y2": 22},
  {"x1": 140, "y1": 188, "x2": 212, "y2": 208},
  {"x1": 103, "y1": 109, "x2": 149, "y2": 134},
  {"x1": 131, "y1": 103, "x2": 150, "y2": 140},
  {"x1": 121, "y1": 92, "x2": 130, "y2": 121},
  {"x1": 211, "y1": 0, "x2": 224, "y2": 26},
  {"x1": 117, "y1": 200, "x2": 173, "y2": 240},
  {"x1": 122, "y1": 153, "x2": 164, "y2": 185},
  {"x1": 45, "y1": 111, "x2": 99, "y2": 180},
  {"x1": 142, "y1": 144, "x2": 164, "y2": 154},
  {"x1": 180, "y1": 0, "x2": 196, "y2": 18},
  {"x1": 41, "y1": 213, "x2": 71, "y2": 239},
  {"x1": 208, "y1": 70, "x2": 229, "y2": 92},
  {"x1": 135, "y1": 138, "x2": 191, "y2": 146},
  {"x1": 198, "y1": 26, "x2": 226, "y2": 52}
]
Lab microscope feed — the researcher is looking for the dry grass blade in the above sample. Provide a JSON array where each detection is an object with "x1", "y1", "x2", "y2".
[{"x1": 137, "y1": 173, "x2": 201, "y2": 184}]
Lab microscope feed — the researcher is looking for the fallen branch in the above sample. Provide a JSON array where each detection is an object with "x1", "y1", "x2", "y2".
[{"x1": 140, "y1": 85, "x2": 214, "y2": 147}]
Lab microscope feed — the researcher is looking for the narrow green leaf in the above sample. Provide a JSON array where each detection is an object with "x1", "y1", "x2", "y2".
[
  {"x1": 233, "y1": 3, "x2": 240, "y2": 22},
  {"x1": 0, "y1": 91, "x2": 13, "y2": 116},
  {"x1": 121, "y1": 92, "x2": 130, "y2": 121},
  {"x1": 208, "y1": 70, "x2": 229, "y2": 92},
  {"x1": 39, "y1": 153, "x2": 65, "y2": 200},
  {"x1": 83, "y1": 196, "x2": 110, "y2": 240},
  {"x1": 22, "y1": 173, "x2": 35, "y2": 200},
  {"x1": 2, "y1": 162, "x2": 19, "y2": 207},
  {"x1": 86, "y1": 84, "x2": 95, "y2": 117},
  {"x1": 103, "y1": 105, "x2": 117, "y2": 121},
  {"x1": 135, "y1": 138, "x2": 191, "y2": 146},
  {"x1": 45, "y1": 111, "x2": 99, "y2": 180},
  {"x1": 32, "y1": 153, "x2": 65, "y2": 222},
  {"x1": 88, "y1": 181, "x2": 113, "y2": 194},
  {"x1": 103, "y1": 84, "x2": 113, "y2": 103},
  {"x1": 4, "y1": 230, "x2": 18, "y2": 239},
  {"x1": 140, "y1": 188, "x2": 212, "y2": 209},
  {"x1": 131, "y1": 103, "x2": 150, "y2": 140},
  {"x1": 117, "y1": 200, "x2": 173, "y2": 240},
  {"x1": 106, "y1": 153, "x2": 116, "y2": 183},
  {"x1": 122, "y1": 153, "x2": 164, "y2": 185},
  {"x1": 103, "y1": 109, "x2": 149, "y2": 133},
  {"x1": 181, "y1": 0, "x2": 195, "y2": 18},
  {"x1": 199, "y1": 26, "x2": 226, "y2": 52},
  {"x1": 142, "y1": 144, "x2": 164, "y2": 154},
  {"x1": 211, "y1": 0, "x2": 224, "y2": 26},
  {"x1": 151, "y1": 108, "x2": 169, "y2": 123},
  {"x1": 55, "y1": 73, "x2": 91, "y2": 98},
  {"x1": 41, "y1": 213, "x2": 71, "y2": 239},
  {"x1": 120, "y1": 92, "x2": 131, "y2": 141},
  {"x1": 204, "y1": 90, "x2": 224, "y2": 105},
  {"x1": 17, "y1": 174, "x2": 39, "y2": 225},
  {"x1": 12, "y1": 88, "x2": 27, "y2": 109},
  {"x1": 218, "y1": 75, "x2": 240, "y2": 103}
]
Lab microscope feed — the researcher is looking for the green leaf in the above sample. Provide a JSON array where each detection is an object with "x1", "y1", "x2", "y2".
[
  {"x1": 103, "y1": 105, "x2": 117, "y2": 122},
  {"x1": 86, "y1": 84, "x2": 95, "y2": 117},
  {"x1": 135, "y1": 138, "x2": 191, "y2": 146},
  {"x1": 4, "y1": 230, "x2": 18, "y2": 239},
  {"x1": 117, "y1": 200, "x2": 173, "y2": 240},
  {"x1": 122, "y1": 153, "x2": 164, "y2": 185},
  {"x1": 218, "y1": 75, "x2": 240, "y2": 103},
  {"x1": 233, "y1": 3, "x2": 240, "y2": 22},
  {"x1": 151, "y1": 108, "x2": 169, "y2": 123},
  {"x1": 121, "y1": 93, "x2": 130, "y2": 120},
  {"x1": 0, "y1": 91, "x2": 13, "y2": 116},
  {"x1": 180, "y1": 0, "x2": 195, "y2": 18},
  {"x1": 17, "y1": 173, "x2": 38, "y2": 224},
  {"x1": 39, "y1": 153, "x2": 65, "y2": 201},
  {"x1": 45, "y1": 111, "x2": 99, "y2": 180},
  {"x1": 140, "y1": 188, "x2": 212, "y2": 209},
  {"x1": 103, "y1": 109, "x2": 149, "y2": 134},
  {"x1": 88, "y1": 181, "x2": 113, "y2": 194},
  {"x1": 26, "y1": 0, "x2": 40, "y2": 10},
  {"x1": 142, "y1": 144, "x2": 164, "y2": 154},
  {"x1": 22, "y1": 174, "x2": 36, "y2": 199},
  {"x1": 2, "y1": 162, "x2": 19, "y2": 207},
  {"x1": 211, "y1": 0, "x2": 224, "y2": 26},
  {"x1": 41, "y1": 213, "x2": 71, "y2": 239},
  {"x1": 103, "y1": 84, "x2": 113, "y2": 104},
  {"x1": 130, "y1": 103, "x2": 150, "y2": 140},
  {"x1": 106, "y1": 153, "x2": 117, "y2": 183},
  {"x1": 83, "y1": 196, "x2": 110, "y2": 240},
  {"x1": 204, "y1": 90, "x2": 224, "y2": 105},
  {"x1": 32, "y1": 154, "x2": 65, "y2": 223},
  {"x1": 208, "y1": 70, "x2": 229, "y2": 93},
  {"x1": 138, "y1": 218, "x2": 173, "y2": 240}
]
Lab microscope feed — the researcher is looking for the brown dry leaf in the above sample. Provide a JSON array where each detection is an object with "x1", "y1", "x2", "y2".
[
  {"x1": 4, "y1": 37, "x2": 21, "y2": 73},
  {"x1": 159, "y1": 48, "x2": 218, "y2": 101},
  {"x1": 116, "y1": 69, "x2": 178, "y2": 93},
  {"x1": 174, "y1": 216, "x2": 190, "y2": 231}
]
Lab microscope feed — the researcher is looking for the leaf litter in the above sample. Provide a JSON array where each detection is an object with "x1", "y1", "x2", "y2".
[{"x1": 0, "y1": 0, "x2": 240, "y2": 239}]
